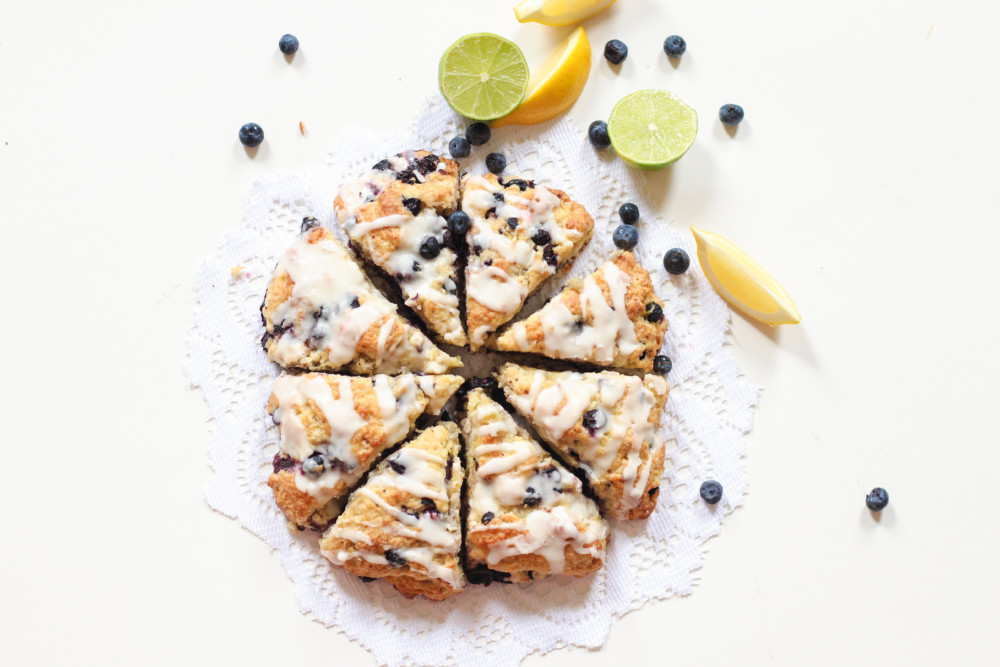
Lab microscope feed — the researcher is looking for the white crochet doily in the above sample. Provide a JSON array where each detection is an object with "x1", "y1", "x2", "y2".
[{"x1": 188, "y1": 96, "x2": 759, "y2": 667}]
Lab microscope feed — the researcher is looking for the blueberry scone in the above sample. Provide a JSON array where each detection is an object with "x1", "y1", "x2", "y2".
[
  {"x1": 261, "y1": 222, "x2": 461, "y2": 374},
  {"x1": 461, "y1": 387, "x2": 608, "y2": 583},
  {"x1": 320, "y1": 423, "x2": 465, "y2": 601},
  {"x1": 493, "y1": 251, "x2": 667, "y2": 372},
  {"x1": 496, "y1": 363, "x2": 669, "y2": 520},
  {"x1": 462, "y1": 173, "x2": 594, "y2": 350},
  {"x1": 334, "y1": 151, "x2": 467, "y2": 346},
  {"x1": 267, "y1": 372, "x2": 463, "y2": 529}
]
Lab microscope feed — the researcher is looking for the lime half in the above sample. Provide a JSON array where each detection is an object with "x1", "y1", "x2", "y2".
[
  {"x1": 439, "y1": 33, "x2": 529, "y2": 121},
  {"x1": 608, "y1": 89, "x2": 698, "y2": 169}
]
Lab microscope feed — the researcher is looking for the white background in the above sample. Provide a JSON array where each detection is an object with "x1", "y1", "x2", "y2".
[{"x1": 2, "y1": 0, "x2": 998, "y2": 664}]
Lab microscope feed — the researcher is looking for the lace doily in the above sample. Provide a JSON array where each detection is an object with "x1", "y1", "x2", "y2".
[{"x1": 187, "y1": 96, "x2": 759, "y2": 667}]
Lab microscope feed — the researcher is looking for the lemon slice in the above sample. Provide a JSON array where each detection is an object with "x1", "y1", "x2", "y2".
[
  {"x1": 492, "y1": 26, "x2": 591, "y2": 127},
  {"x1": 438, "y1": 33, "x2": 529, "y2": 121},
  {"x1": 691, "y1": 226, "x2": 801, "y2": 325},
  {"x1": 514, "y1": 0, "x2": 618, "y2": 26},
  {"x1": 608, "y1": 89, "x2": 697, "y2": 170}
]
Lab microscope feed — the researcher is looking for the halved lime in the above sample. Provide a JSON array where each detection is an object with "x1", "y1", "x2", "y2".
[
  {"x1": 608, "y1": 89, "x2": 698, "y2": 170},
  {"x1": 438, "y1": 33, "x2": 529, "y2": 121}
]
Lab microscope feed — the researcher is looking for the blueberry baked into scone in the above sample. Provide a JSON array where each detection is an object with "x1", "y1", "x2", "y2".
[
  {"x1": 496, "y1": 363, "x2": 669, "y2": 520},
  {"x1": 267, "y1": 372, "x2": 463, "y2": 529},
  {"x1": 493, "y1": 251, "x2": 667, "y2": 373},
  {"x1": 462, "y1": 173, "x2": 594, "y2": 350},
  {"x1": 461, "y1": 387, "x2": 608, "y2": 583},
  {"x1": 334, "y1": 151, "x2": 467, "y2": 346},
  {"x1": 261, "y1": 222, "x2": 462, "y2": 374},
  {"x1": 320, "y1": 423, "x2": 465, "y2": 600}
]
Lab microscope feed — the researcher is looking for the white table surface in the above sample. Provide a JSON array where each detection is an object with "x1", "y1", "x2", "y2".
[{"x1": 2, "y1": 0, "x2": 998, "y2": 664}]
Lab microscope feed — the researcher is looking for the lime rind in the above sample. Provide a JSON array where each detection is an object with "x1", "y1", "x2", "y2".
[
  {"x1": 608, "y1": 89, "x2": 698, "y2": 169},
  {"x1": 439, "y1": 33, "x2": 529, "y2": 121}
]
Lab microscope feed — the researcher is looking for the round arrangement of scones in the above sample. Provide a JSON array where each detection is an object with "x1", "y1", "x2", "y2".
[{"x1": 261, "y1": 149, "x2": 672, "y2": 600}]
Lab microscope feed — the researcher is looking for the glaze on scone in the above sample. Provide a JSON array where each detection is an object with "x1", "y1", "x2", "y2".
[
  {"x1": 335, "y1": 151, "x2": 467, "y2": 346},
  {"x1": 496, "y1": 363, "x2": 669, "y2": 520},
  {"x1": 260, "y1": 223, "x2": 461, "y2": 374},
  {"x1": 461, "y1": 388, "x2": 608, "y2": 583},
  {"x1": 462, "y1": 173, "x2": 594, "y2": 350},
  {"x1": 493, "y1": 251, "x2": 667, "y2": 372},
  {"x1": 267, "y1": 373, "x2": 463, "y2": 528},
  {"x1": 320, "y1": 423, "x2": 465, "y2": 600}
]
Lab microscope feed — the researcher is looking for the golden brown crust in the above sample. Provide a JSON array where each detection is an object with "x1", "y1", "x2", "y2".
[{"x1": 267, "y1": 471, "x2": 322, "y2": 526}]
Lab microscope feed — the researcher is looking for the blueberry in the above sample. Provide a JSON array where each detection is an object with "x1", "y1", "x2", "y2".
[
  {"x1": 653, "y1": 354, "x2": 672, "y2": 374},
  {"x1": 449, "y1": 135, "x2": 471, "y2": 158},
  {"x1": 581, "y1": 409, "x2": 606, "y2": 437},
  {"x1": 700, "y1": 480, "x2": 723, "y2": 504},
  {"x1": 486, "y1": 152, "x2": 507, "y2": 175},
  {"x1": 466, "y1": 122, "x2": 491, "y2": 146},
  {"x1": 507, "y1": 217, "x2": 519, "y2": 230},
  {"x1": 588, "y1": 120, "x2": 611, "y2": 149},
  {"x1": 238, "y1": 122, "x2": 264, "y2": 147},
  {"x1": 272, "y1": 453, "x2": 296, "y2": 473},
  {"x1": 504, "y1": 178, "x2": 529, "y2": 191},
  {"x1": 300, "y1": 216, "x2": 321, "y2": 234},
  {"x1": 663, "y1": 248, "x2": 690, "y2": 275},
  {"x1": 645, "y1": 302, "x2": 664, "y2": 323},
  {"x1": 372, "y1": 159, "x2": 392, "y2": 171},
  {"x1": 388, "y1": 459, "x2": 406, "y2": 475},
  {"x1": 866, "y1": 487, "x2": 889, "y2": 512},
  {"x1": 402, "y1": 197, "x2": 422, "y2": 216},
  {"x1": 720, "y1": 104, "x2": 745, "y2": 127},
  {"x1": 542, "y1": 243, "x2": 558, "y2": 266},
  {"x1": 481, "y1": 511, "x2": 495, "y2": 525},
  {"x1": 302, "y1": 453, "x2": 327, "y2": 476},
  {"x1": 524, "y1": 487, "x2": 542, "y2": 507},
  {"x1": 612, "y1": 224, "x2": 638, "y2": 250},
  {"x1": 419, "y1": 236, "x2": 441, "y2": 259},
  {"x1": 384, "y1": 550, "x2": 407, "y2": 568},
  {"x1": 604, "y1": 39, "x2": 628, "y2": 65},
  {"x1": 447, "y1": 211, "x2": 471, "y2": 236},
  {"x1": 492, "y1": 191, "x2": 505, "y2": 203},
  {"x1": 278, "y1": 34, "x2": 299, "y2": 55},
  {"x1": 619, "y1": 202, "x2": 639, "y2": 225},
  {"x1": 663, "y1": 35, "x2": 687, "y2": 58},
  {"x1": 532, "y1": 228, "x2": 551, "y2": 246},
  {"x1": 349, "y1": 295, "x2": 360, "y2": 308}
]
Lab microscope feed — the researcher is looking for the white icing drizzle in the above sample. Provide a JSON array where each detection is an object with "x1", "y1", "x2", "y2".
[
  {"x1": 524, "y1": 373, "x2": 598, "y2": 440},
  {"x1": 467, "y1": 266, "x2": 528, "y2": 314}
]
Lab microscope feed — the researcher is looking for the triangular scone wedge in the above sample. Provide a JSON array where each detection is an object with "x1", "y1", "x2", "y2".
[
  {"x1": 335, "y1": 151, "x2": 467, "y2": 346},
  {"x1": 496, "y1": 363, "x2": 669, "y2": 520},
  {"x1": 462, "y1": 173, "x2": 594, "y2": 350},
  {"x1": 462, "y1": 388, "x2": 608, "y2": 584},
  {"x1": 320, "y1": 423, "x2": 465, "y2": 601},
  {"x1": 267, "y1": 373, "x2": 463, "y2": 529},
  {"x1": 494, "y1": 251, "x2": 667, "y2": 372},
  {"x1": 261, "y1": 223, "x2": 461, "y2": 374}
]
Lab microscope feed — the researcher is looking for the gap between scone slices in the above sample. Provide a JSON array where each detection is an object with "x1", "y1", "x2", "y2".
[
  {"x1": 334, "y1": 150, "x2": 468, "y2": 347},
  {"x1": 320, "y1": 422, "x2": 465, "y2": 601},
  {"x1": 496, "y1": 363, "x2": 669, "y2": 520},
  {"x1": 260, "y1": 221, "x2": 461, "y2": 374},
  {"x1": 462, "y1": 172, "x2": 594, "y2": 351},
  {"x1": 267, "y1": 372, "x2": 463, "y2": 529},
  {"x1": 462, "y1": 387, "x2": 608, "y2": 584},
  {"x1": 493, "y1": 250, "x2": 667, "y2": 372}
]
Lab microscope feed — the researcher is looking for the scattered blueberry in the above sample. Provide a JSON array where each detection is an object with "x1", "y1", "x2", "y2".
[
  {"x1": 388, "y1": 459, "x2": 406, "y2": 475},
  {"x1": 524, "y1": 487, "x2": 542, "y2": 507},
  {"x1": 384, "y1": 550, "x2": 407, "y2": 568},
  {"x1": 466, "y1": 122, "x2": 491, "y2": 146},
  {"x1": 619, "y1": 202, "x2": 640, "y2": 225},
  {"x1": 372, "y1": 159, "x2": 392, "y2": 171},
  {"x1": 486, "y1": 152, "x2": 507, "y2": 175},
  {"x1": 447, "y1": 211, "x2": 471, "y2": 236},
  {"x1": 663, "y1": 248, "x2": 690, "y2": 275},
  {"x1": 504, "y1": 178, "x2": 530, "y2": 191},
  {"x1": 653, "y1": 354, "x2": 672, "y2": 374},
  {"x1": 449, "y1": 135, "x2": 471, "y2": 158},
  {"x1": 604, "y1": 39, "x2": 628, "y2": 65},
  {"x1": 238, "y1": 122, "x2": 264, "y2": 147},
  {"x1": 613, "y1": 224, "x2": 638, "y2": 250},
  {"x1": 302, "y1": 453, "x2": 326, "y2": 476},
  {"x1": 588, "y1": 120, "x2": 611, "y2": 149},
  {"x1": 720, "y1": 104, "x2": 745, "y2": 127},
  {"x1": 419, "y1": 236, "x2": 441, "y2": 260},
  {"x1": 663, "y1": 35, "x2": 687, "y2": 58},
  {"x1": 645, "y1": 302, "x2": 664, "y2": 323},
  {"x1": 481, "y1": 511, "x2": 495, "y2": 525},
  {"x1": 402, "y1": 197, "x2": 422, "y2": 216},
  {"x1": 542, "y1": 243, "x2": 558, "y2": 266},
  {"x1": 300, "y1": 216, "x2": 321, "y2": 234},
  {"x1": 581, "y1": 409, "x2": 606, "y2": 437},
  {"x1": 278, "y1": 34, "x2": 299, "y2": 55},
  {"x1": 507, "y1": 217, "x2": 519, "y2": 230},
  {"x1": 866, "y1": 487, "x2": 889, "y2": 512},
  {"x1": 532, "y1": 228, "x2": 551, "y2": 246},
  {"x1": 700, "y1": 480, "x2": 723, "y2": 504}
]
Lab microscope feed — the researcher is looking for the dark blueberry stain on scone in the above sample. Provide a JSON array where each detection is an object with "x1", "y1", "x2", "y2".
[
  {"x1": 485, "y1": 207, "x2": 497, "y2": 219},
  {"x1": 542, "y1": 243, "x2": 558, "y2": 267},
  {"x1": 532, "y1": 229, "x2": 551, "y2": 246},
  {"x1": 507, "y1": 217, "x2": 519, "y2": 230},
  {"x1": 384, "y1": 549, "x2": 407, "y2": 568},
  {"x1": 445, "y1": 456, "x2": 454, "y2": 484},
  {"x1": 492, "y1": 191, "x2": 505, "y2": 203},
  {"x1": 481, "y1": 511, "x2": 495, "y2": 524},
  {"x1": 582, "y1": 409, "x2": 606, "y2": 437},
  {"x1": 349, "y1": 295, "x2": 360, "y2": 308},
  {"x1": 502, "y1": 178, "x2": 531, "y2": 191},
  {"x1": 272, "y1": 453, "x2": 297, "y2": 473},
  {"x1": 388, "y1": 459, "x2": 406, "y2": 475},
  {"x1": 372, "y1": 159, "x2": 392, "y2": 171},
  {"x1": 648, "y1": 486, "x2": 659, "y2": 497},
  {"x1": 402, "y1": 197, "x2": 422, "y2": 215},
  {"x1": 523, "y1": 487, "x2": 542, "y2": 507}
]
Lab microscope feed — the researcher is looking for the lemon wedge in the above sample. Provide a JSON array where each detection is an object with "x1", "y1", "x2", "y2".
[
  {"x1": 514, "y1": 0, "x2": 617, "y2": 26},
  {"x1": 492, "y1": 26, "x2": 591, "y2": 127},
  {"x1": 691, "y1": 226, "x2": 801, "y2": 325}
]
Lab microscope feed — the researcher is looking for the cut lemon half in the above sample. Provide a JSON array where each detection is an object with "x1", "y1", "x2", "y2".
[
  {"x1": 608, "y1": 89, "x2": 698, "y2": 170},
  {"x1": 691, "y1": 226, "x2": 802, "y2": 326},
  {"x1": 493, "y1": 26, "x2": 591, "y2": 127},
  {"x1": 514, "y1": 0, "x2": 617, "y2": 26},
  {"x1": 438, "y1": 33, "x2": 529, "y2": 121}
]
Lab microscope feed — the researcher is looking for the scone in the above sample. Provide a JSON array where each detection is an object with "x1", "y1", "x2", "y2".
[
  {"x1": 462, "y1": 387, "x2": 608, "y2": 583},
  {"x1": 320, "y1": 423, "x2": 465, "y2": 601},
  {"x1": 496, "y1": 363, "x2": 669, "y2": 520},
  {"x1": 462, "y1": 173, "x2": 594, "y2": 350},
  {"x1": 493, "y1": 251, "x2": 668, "y2": 372},
  {"x1": 335, "y1": 151, "x2": 467, "y2": 346},
  {"x1": 267, "y1": 372, "x2": 463, "y2": 529},
  {"x1": 260, "y1": 221, "x2": 461, "y2": 374}
]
